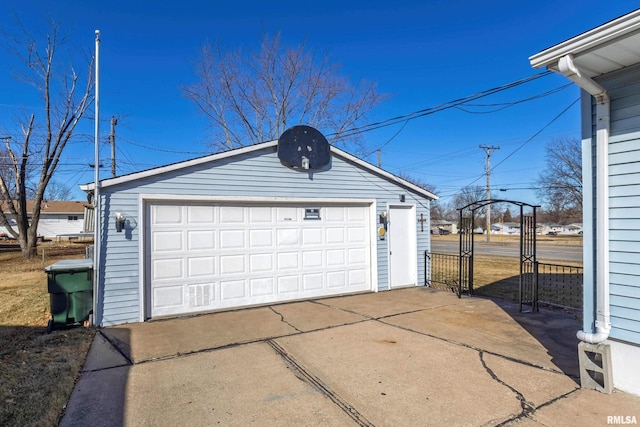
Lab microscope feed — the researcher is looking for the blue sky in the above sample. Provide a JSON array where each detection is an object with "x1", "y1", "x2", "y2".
[{"x1": 1, "y1": 1, "x2": 638, "y2": 205}]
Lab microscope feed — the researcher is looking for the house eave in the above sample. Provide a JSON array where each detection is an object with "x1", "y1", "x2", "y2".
[{"x1": 529, "y1": 8, "x2": 640, "y2": 76}]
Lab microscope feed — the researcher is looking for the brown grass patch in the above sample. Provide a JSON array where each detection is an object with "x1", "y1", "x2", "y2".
[
  {"x1": 432, "y1": 233, "x2": 583, "y2": 246},
  {"x1": 0, "y1": 243, "x2": 95, "y2": 427}
]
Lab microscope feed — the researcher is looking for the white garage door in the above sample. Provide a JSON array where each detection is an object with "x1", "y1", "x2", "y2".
[{"x1": 147, "y1": 202, "x2": 372, "y2": 318}]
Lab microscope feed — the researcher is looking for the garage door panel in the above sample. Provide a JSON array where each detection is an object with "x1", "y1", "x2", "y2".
[
  {"x1": 188, "y1": 257, "x2": 215, "y2": 277},
  {"x1": 302, "y1": 250, "x2": 323, "y2": 268},
  {"x1": 277, "y1": 228, "x2": 299, "y2": 245},
  {"x1": 277, "y1": 207, "x2": 298, "y2": 222},
  {"x1": 349, "y1": 270, "x2": 368, "y2": 286},
  {"x1": 327, "y1": 249, "x2": 346, "y2": 266},
  {"x1": 302, "y1": 228, "x2": 323, "y2": 244},
  {"x1": 153, "y1": 205, "x2": 182, "y2": 224},
  {"x1": 348, "y1": 227, "x2": 366, "y2": 243},
  {"x1": 220, "y1": 229, "x2": 245, "y2": 249},
  {"x1": 148, "y1": 203, "x2": 372, "y2": 318},
  {"x1": 278, "y1": 252, "x2": 299, "y2": 270},
  {"x1": 278, "y1": 276, "x2": 300, "y2": 293},
  {"x1": 188, "y1": 230, "x2": 216, "y2": 250},
  {"x1": 220, "y1": 206, "x2": 244, "y2": 223},
  {"x1": 153, "y1": 231, "x2": 183, "y2": 252},
  {"x1": 327, "y1": 271, "x2": 346, "y2": 288},
  {"x1": 250, "y1": 277, "x2": 274, "y2": 296},
  {"x1": 249, "y1": 253, "x2": 274, "y2": 272},
  {"x1": 187, "y1": 205, "x2": 215, "y2": 223},
  {"x1": 326, "y1": 208, "x2": 345, "y2": 221},
  {"x1": 153, "y1": 258, "x2": 183, "y2": 280},
  {"x1": 326, "y1": 228, "x2": 345, "y2": 243},
  {"x1": 250, "y1": 229, "x2": 273, "y2": 247},
  {"x1": 221, "y1": 280, "x2": 246, "y2": 300},
  {"x1": 220, "y1": 255, "x2": 245, "y2": 274},
  {"x1": 348, "y1": 248, "x2": 367, "y2": 265},
  {"x1": 303, "y1": 274, "x2": 323, "y2": 290},
  {"x1": 250, "y1": 206, "x2": 272, "y2": 222},
  {"x1": 154, "y1": 286, "x2": 183, "y2": 308}
]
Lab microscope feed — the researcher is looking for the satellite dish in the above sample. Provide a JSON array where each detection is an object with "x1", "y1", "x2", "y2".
[{"x1": 277, "y1": 125, "x2": 331, "y2": 171}]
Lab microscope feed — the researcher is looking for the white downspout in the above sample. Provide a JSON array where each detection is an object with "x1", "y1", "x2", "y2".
[{"x1": 557, "y1": 54, "x2": 611, "y2": 344}]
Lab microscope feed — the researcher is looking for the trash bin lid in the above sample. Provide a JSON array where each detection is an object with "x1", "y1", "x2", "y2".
[{"x1": 45, "y1": 258, "x2": 94, "y2": 272}]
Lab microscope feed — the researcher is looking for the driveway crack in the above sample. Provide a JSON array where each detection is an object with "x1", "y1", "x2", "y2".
[
  {"x1": 269, "y1": 307, "x2": 303, "y2": 333},
  {"x1": 267, "y1": 339, "x2": 374, "y2": 427},
  {"x1": 478, "y1": 350, "x2": 535, "y2": 425}
]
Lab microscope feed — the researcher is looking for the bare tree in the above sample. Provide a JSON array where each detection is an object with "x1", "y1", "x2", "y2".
[
  {"x1": 183, "y1": 33, "x2": 385, "y2": 151},
  {"x1": 536, "y1": 138, "x2": 582, "y2": 218},
  {"x1": 0, "y1": 21, "x2": 94, "y2": 258},
  {"x1": 44, "y1": 180, "x2": 73, "y2": 201},
  {"x1": 452, "y1": 185, "x2": 486, "y2": 227}
]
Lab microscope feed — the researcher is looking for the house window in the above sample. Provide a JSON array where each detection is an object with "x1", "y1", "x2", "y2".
[{"x1": 68, "y1": 215, "x2": 78, "y2": 221}]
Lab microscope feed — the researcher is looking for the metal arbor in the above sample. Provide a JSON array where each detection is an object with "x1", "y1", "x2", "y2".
[{"x1": 457, "y1": 199, "x2": 539, "y2": 313}]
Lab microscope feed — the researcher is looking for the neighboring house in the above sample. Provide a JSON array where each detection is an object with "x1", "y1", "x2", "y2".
[
  {"x1": 81, "y1": 139, "x2": 436, "y2": 327},
  {"x1": 530, "y1": 9, "x2": 640, "y2": 397},
  {"x1": 0, "y1": 200, "x2": 88, "y2": 239},
  {"x1": 430, "y1": 220, "x2": 457, "y2": 235},
  {"x1": 538, "y1": 223, "x2": 564, "y2": 235},
  {"x1": 565, "y1": 223, "x2": 583, "y2": 235},
  {"x1": 490, "y1": 221, "x2": 520, "y2": 235}
]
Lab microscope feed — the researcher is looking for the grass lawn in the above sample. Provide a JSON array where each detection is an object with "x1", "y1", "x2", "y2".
[{"x1": 0, "y1": 243, "x2": 95, "y2": 427}]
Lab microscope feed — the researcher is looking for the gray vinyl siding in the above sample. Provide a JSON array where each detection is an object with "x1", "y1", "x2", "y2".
[
  {"x1": 594, "y1": 65, "x2": 640, "y2": 344},
  {"x1": 96, "y1": 147, "x2": 431, "y2": 326}
]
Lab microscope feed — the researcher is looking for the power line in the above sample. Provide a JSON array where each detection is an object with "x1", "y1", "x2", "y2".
[{"x1": 329, "y1": 71, "x2": 553, "y2": 141}]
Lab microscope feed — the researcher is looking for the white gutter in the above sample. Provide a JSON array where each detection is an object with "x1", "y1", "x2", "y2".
[{"x1": 557, "y1": 54, "x2": 611, "y2": 344}]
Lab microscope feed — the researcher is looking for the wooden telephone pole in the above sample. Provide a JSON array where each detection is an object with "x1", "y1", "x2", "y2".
[{"x1": 480, "y1": 145, "x2": 500, "y2": 242}]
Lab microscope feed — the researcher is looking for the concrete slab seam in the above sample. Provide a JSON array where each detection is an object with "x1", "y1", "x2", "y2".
[
  {"x1": 113, "y1": 319, "x2": 374, "y2": 367},
  {"x1": 268, "y1": 306, "x2": 303, "y2": 332},
  {"x1": 266, "y1": 339, "x2": 373, "y2": 427},
  {"x1": 97, "y1": 329, "x2": 133, "y2": 366}
]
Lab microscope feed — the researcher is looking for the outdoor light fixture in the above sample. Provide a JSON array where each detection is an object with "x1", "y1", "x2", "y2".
[
  {"x1": 399, "y1": 194, "x2": 405, "y2": 202},
  {"x1": 115, "y1": 212, "x2": 126, "y2": 233},
  {"x1": 379, "y1": 211, "x2": 388, "y2": 231}
]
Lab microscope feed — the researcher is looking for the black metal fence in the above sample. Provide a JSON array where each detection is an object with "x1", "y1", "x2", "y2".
[
  {"x1": 424, "y1": 251, "x2": 583, "y2": 311},
  {"x1": 537, "y1": 262, "x2": 583, "y2": 310},
  {"x1": 424, "y1": 251, "x2": 460, "y2": 294}
]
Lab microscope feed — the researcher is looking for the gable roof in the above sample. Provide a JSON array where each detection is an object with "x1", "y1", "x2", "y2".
[
  {"x1": 530, "y1": 8, "x2": 640, "y2": 77},
  {"x1": 1, "y1": 200, "x2": 88, "y2": 215},
  {"x1": 80, "y1": 140, "x2": 438, "y2": 200}
]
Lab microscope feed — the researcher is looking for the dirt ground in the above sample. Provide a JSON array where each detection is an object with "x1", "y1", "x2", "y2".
[{"x1": 0, "y1": 242, "x2": 95, "y2": 427}]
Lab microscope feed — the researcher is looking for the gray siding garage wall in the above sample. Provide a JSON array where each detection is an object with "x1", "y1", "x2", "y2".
[
  {"x1": 595, "y1": 64, "x2": 640, "y2": 344},
  {"x1": 95, "y1": 146, "x2": 431, "y2": 326}
]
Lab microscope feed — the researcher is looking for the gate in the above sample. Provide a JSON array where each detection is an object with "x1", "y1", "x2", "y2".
[{"x1": 457, "y1": 199, "x2": 539, "y2": 313}]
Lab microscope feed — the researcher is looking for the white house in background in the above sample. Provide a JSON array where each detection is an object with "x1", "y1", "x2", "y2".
[
  {"x1": 81, "y1": 138, "x2": 436, "y2": 327},
  {"x1": 490, "y1": 221, "x2": 520, "y2": 235},
  {"x1": 430, "y1": 220, "x2": 457, "y2": 235},
  {"x1": 531, "y1": 8, "x2": 640, "y2": 397},
  {"x1": 0, "y1": 200, "x2": 87, "y2": 239}
]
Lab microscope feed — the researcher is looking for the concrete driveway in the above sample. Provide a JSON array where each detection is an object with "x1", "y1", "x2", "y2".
[{"x1": 60, "y1": 288, "x2": 639, "y2": 426}]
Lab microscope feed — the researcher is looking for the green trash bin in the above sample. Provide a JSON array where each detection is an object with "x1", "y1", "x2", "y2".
[{"x1": 45, "y1": 259, "x2": 94, "y2": 333}]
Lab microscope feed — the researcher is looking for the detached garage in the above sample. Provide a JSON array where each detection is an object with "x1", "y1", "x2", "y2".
[{"x1": 83, "y1": 136, "x2": 436, "y2": 326}]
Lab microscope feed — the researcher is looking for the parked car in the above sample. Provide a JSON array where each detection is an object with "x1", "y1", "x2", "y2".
[{"x1": 547, "y1": 231, "x2": 557, "y2": 236}]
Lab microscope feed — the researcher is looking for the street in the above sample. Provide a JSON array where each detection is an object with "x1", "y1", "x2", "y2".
[{"x1": 430, "y1": 238, "x2": 583, "y2": 263}]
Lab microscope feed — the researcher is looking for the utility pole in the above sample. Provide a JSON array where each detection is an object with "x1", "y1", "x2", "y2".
[
  {"x1": 377, "y1": 149, "x2": 381, "y2": 168},
  {"x1": 109, "y1": 116, "x2": 118, "y2": 178},
  {"x1": 480, "y1": 145, "x2": 500, "y2": 242}
]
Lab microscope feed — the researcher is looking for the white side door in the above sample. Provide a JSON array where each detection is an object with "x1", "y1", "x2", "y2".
[{"x1": 388, "y1": 204, "x2": 417, "y2": 288}]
